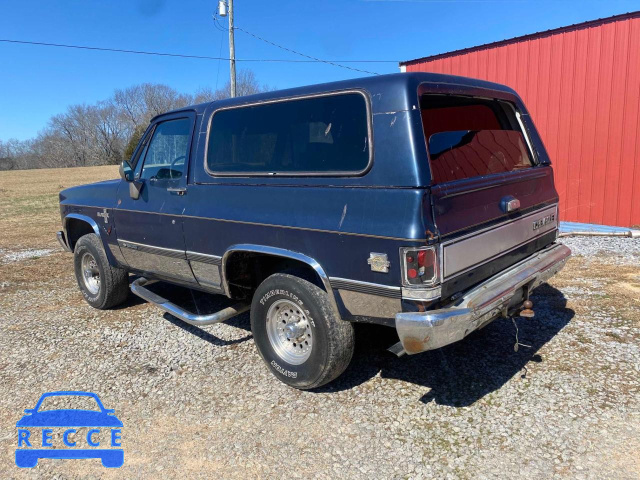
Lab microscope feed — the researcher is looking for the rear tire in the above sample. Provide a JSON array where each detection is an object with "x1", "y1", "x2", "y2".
[
  {"x1": 251, "y1": 273, "x2": 354, "y2": 389},
  {"x1": 73, "y1": 233, "x2": 129, "y2": 309}
]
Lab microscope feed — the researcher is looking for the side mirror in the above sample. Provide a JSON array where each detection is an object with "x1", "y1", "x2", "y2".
[
  {"x1": 24, "y1": 409, "x2": 34, "y2": 414},
  {"x1": 119, "y1": 160, "x2": 134, "y2": 182},
  {"x1": 120, "y1": 159, "x2": 142, "y2": 199}
]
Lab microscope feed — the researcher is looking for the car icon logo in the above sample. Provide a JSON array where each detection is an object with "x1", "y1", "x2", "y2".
[{"x1": 15, "y1": 391, "x2": 123, "y2": 468}]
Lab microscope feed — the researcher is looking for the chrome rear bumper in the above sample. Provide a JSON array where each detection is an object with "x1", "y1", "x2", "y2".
[{"x1": 395, "y1": 243, "x2": 571, "y2": 355}]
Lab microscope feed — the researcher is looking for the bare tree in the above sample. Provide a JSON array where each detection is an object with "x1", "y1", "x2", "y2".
[
  {"x1": 0, "y1": 138, "x2": 40, "y2": 170},
  {"x1": 32, "y1": 129, "x2": 76, "y2": 168},
  {"x1": 193, "y1": 69, "x2": 272, "y2": 103},
  {"x1": 192, "y1": 86, "x2": 227, "y2": 104},
  {"x1": 92, "y1": 102, "x2": 128, "y2": 165},
  {"x1": 114, "y1": 83, "x2": 192, "y2": 130},
  {"x1": 235, "y1": 69, "x2": 270, "y2": 97},
  {"x1": 1, "y1": 69, "x2": 272, "y2": 169},
  {"x1": 50, "y1": 105, "x2": 98, "y2": 167},
  {"x1": 113, "y1": 84, "x2": 147, "y2": 128}
]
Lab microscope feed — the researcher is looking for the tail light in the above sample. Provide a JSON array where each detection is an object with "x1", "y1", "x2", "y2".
[{"x1": 400, "y1": 246, "x2": 438, "y2": 287}]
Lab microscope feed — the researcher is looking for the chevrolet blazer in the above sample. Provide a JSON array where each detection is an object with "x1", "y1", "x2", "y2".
[{"x1": 57, "y1": 72, "x2": 571, "y2": 389}]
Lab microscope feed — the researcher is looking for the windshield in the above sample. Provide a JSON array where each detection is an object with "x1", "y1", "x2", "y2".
[{"x1": 421, "y1": 95, "x2": 534, "y2": 184}]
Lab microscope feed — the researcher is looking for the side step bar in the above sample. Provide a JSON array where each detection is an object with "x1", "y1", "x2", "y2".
[{"x1": 130, "y1": 277, "x2": 250, "y2": 326}]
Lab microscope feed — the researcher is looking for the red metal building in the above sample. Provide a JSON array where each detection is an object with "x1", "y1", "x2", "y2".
[{"x1": 401, "y1": 12, "x2": 640, "y2": 227}]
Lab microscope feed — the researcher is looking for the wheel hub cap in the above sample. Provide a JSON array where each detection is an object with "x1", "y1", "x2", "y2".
[
  {"x1": 266, "y1": 299, "x2": 312, "y2": 365},
  {"x1": 284, "y1": 321, "x2": 306, "y2": 340},
  {"x1": 81, "y1": 252, "x2": 100, "y2": 295}
]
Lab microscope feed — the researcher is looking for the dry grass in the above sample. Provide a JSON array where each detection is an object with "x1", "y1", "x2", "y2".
[
  {"x1": 0, "y1": 165, "x2": 118, "y2": 250},
  {"x1": 554, "y1": 259, "x2": 640, "y2": 333}
]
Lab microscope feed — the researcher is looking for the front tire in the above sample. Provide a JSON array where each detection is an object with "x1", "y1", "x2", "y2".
[
  {"x1": 251, "y1": 273, "x2": 354, "y2": 389},
  {"x1": 73, "y1": 233, "x2": 129, "y2": 309}
]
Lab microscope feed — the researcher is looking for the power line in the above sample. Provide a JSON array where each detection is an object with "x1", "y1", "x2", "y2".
[
  {"x1": 212, "y1": 16, "x2": 381, "y2": 75},
  {"x1": 0, "y1": 38, "x2": 398, "y2": 65},
  {"x1": 231, "y1": 25, "x2": 381, "y2": 75},
  {"x1": 212, "y1": 12, "x2": 229, "y2": 33},
  {"x1": 0, "y1": 38, "x2": 235, "y2": 61}
]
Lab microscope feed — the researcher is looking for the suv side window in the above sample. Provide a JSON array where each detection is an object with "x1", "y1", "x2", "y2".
[
  {"x1": 139, "y1": 118, "x2": 191, "y2": 182},
  {"x1": 206, "y1": 92, "x2": 371, "y2": 175}
]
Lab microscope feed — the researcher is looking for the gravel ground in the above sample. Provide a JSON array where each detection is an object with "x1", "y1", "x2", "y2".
[
  {"x1": 0, "y1": 236, "x2": 638, "y2": 479},
  {"x1": 0, "y1": 248, "x2": 54, "y2": 265},
  {"x1": 560, "y1": 235, "x2": 640, "y2": 264}
]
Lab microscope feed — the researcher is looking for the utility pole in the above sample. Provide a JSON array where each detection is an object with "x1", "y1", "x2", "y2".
[
  {"x1": 218, "y1": 0, "x2": 236, "y2": 97},
  {"x1": 228, "y1": 0, "x2": 237, "y2": 98}
]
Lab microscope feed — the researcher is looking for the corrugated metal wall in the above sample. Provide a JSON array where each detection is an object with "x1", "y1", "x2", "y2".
[{"x1": 404, "y1": 13, "x2": 640, "y2": 227}]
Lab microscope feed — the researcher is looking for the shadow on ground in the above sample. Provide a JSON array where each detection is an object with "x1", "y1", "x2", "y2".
[
  {"x1": 320, "y1": 283, "x2": 574, "y2": 406},
  {"x1": 135, "y1": 280, "x2": 573, "y2": 406},
  {"x1": 111, "y1": 292, "x2": 147, "y2": 310},
  {"x1": 142, "y1": 280, "x2": 252, "y2": 347}
]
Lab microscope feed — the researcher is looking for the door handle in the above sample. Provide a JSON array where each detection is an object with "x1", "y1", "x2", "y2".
[{"x1": 167, "y1": 187, "x2": 187, "y2": 196}]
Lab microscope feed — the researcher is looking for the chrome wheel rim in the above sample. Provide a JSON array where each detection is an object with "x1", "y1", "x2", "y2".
[
  {"x1": 266, "y1": 299, "x2": 312, "y2": 365},
  {"x1": 81, "y1": 252, "x2": 100, "y2": 295}
]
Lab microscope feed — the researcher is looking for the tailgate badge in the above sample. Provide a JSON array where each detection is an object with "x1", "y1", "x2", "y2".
[
  {"x1": 533, "y1": 214, "x2": 555, "y2": 231},
  {"x1": 367, "y1": 253, "x2": 390, "y2": 273}
]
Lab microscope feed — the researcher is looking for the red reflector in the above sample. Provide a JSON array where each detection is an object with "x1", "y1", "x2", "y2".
[
  {"x1": 417, "y1": 251, "x2": 426, "y2": 266},
  {"x1": 408, "y1": 268, "x2": 418, "y2": 279},
  {"x1": 407, "y1": 255, "x2": 414, "y2": 263}
]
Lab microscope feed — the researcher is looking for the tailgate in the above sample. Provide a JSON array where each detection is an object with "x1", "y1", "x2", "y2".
[
  {"x1": 419, "y1": 90, "x2": 559, "y2": 293},
  {"x1": 439, "y1": 199, "x2": 557, "y2": 279}
]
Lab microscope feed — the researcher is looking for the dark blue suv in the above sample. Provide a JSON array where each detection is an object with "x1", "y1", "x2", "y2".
[{"x1": 57, "y1": 72, "x2": 570, "y2": 389}]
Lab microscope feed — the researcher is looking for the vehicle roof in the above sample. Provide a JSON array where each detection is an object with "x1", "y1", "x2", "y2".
[
  {"x1": 157, "y1": 72, "x2": 517, "y2": 120},
  {"x1": 167, "y1": 72, "x2": 527, "y2": 188}
]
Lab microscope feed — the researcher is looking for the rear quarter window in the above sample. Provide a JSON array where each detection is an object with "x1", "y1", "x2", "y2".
[
  {"x1": 206, "y1": 92, "x2": 371, "y2": 175},
  {"x1": 421, "y1": 95, "x2": 534, "y2": 184}
]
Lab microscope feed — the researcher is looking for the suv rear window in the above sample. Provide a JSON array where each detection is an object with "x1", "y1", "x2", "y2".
[
  {"x1": 206, "y1": 92, "x2": 370, "y2": 175},
  {"x1": 421, "y1": 95, "x2": 534, "y2": 184}
]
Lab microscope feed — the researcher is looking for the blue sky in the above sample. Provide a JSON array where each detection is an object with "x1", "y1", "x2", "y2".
[{"x1": 1, "y1": 0, "x2": 637, "y2": 141}]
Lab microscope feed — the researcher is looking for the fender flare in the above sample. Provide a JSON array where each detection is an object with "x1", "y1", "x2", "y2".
[
  {"x1": 221, "y1": 244, "x2": 340, "y2": 316},
  {"x1": 63, "y1": 214, "x2": 118, "y2": 265},
  {"x1": 64, "y1": 213, "x2": 100, "y2": 238}
]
